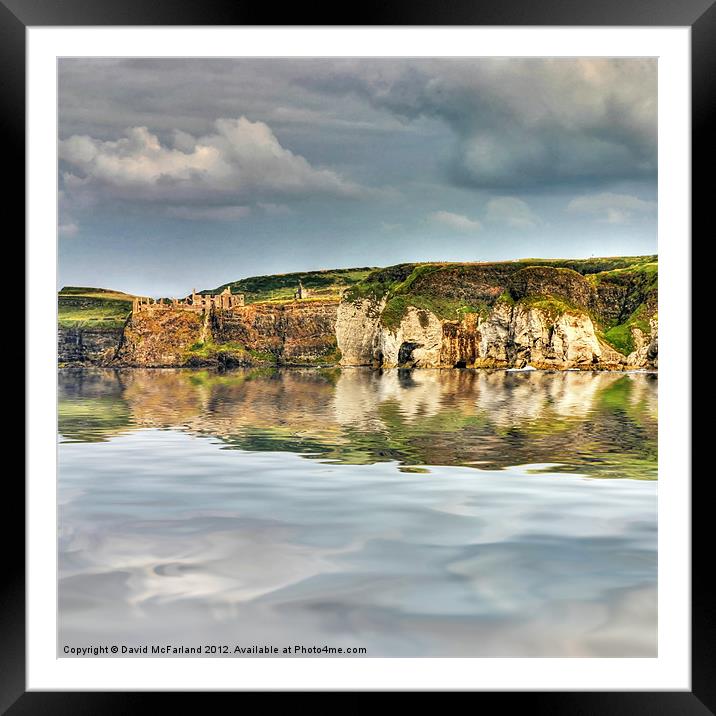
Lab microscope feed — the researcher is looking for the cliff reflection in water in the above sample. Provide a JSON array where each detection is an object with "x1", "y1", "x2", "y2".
[
  {"x1": 59, "y1": 367, "x2": 657, "y2": 657},
  {"x1": 59, "y1": 367, "x2": 657, "y2": 479}
]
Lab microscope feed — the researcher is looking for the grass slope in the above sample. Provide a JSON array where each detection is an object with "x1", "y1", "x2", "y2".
[
  {"x1": 205, "y1": 267, "x2": 377, "y2": 303},
  {"x1": 58, "y1": 286, "x2": 139, "y2": 330}
]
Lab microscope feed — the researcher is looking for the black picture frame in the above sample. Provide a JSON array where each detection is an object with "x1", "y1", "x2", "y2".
[{"x1": 8, "y1": 0, "x2": 709, "y2": 709}]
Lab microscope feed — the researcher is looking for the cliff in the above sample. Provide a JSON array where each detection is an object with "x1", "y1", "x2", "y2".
[
  {"x1": 112, "y1": 298, "x2": 340, "y2": 368},
  {"x1": 212, "y1": 299, "x2": 340, "y2": 365},
  {"x1": 58, "y1": 256, "x2": 657, "y2": 371},
  {"x1": 115, "y1": 308, "x2": 208, "y2": 367},
  {"x1": 58, "y1": 286, "x2": 136, "y2": 366},
  {"x1": 336, "y1": 257, "x2": 657, "y2": 370},
  {"x1": 58, "y1": 325, "x2": 125, "y2": 364}
]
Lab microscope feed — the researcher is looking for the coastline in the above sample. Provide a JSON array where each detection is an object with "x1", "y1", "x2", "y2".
[{"x1": 58, "y1": 257, "x2": 658, "y2": 372}]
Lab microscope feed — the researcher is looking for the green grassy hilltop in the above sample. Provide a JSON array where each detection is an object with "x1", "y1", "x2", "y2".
[
  {"x1": 205, "y1": 267, "x2": 377, "y2": 303},
  {"x1": 58, "y1": 286, "x2": 139, "y2": 330}
]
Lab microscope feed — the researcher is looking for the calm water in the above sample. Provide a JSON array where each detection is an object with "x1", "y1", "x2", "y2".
[{"x1": 59, "y1": 367, "x2": 657, "y2": 657}]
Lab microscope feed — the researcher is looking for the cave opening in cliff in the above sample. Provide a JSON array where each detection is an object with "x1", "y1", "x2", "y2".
[
  {"x1": 454, "y1": 360, "x2": 467, "y2": 368},
  {"x1": 398, "y1": 342, "x2": 422, "y2": 366}
]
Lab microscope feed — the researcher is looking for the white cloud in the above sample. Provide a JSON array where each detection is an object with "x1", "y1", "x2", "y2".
[
  {"x1": 257, "y1": 202, "x2": 292, "y2": 216},
  {"x1": 485, "y1": 197, "x2": 541, "y2": 229},
  {"x1": 58, "y1": 189, "x2": 80, "y2": 237},
  {"x1": 428, "y1": 210, "x2": 482, "y2": 232},
  {"x1": 166, "y1": 205, "x2": 252, "y2": 221},
  {"x1": 566, "y1": 192, "x2": 656, "y2": 224},
  {"x1": 59, "y1": 117, "x2": 367, "y2": 204},
  {"x1": 59, "y1": 222, "x2": 79, "y2": 237},
  {"x1": 165, "y1": 202, "x2": 295, "y2": 221},
  {"x1": 380, "y1": 221, "x2": 404, "y2": 233}
]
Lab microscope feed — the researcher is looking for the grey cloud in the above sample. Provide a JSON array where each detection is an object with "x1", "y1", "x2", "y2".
[
  {"x1": 295, "y1": 59, "x2": 656, "y2": 189},
  {"x1": 58, "y1": 59, "x2": 402, "y2": 142},
  {"x1": 59, "y1": 58, "x2": 656, "y2": 199}
]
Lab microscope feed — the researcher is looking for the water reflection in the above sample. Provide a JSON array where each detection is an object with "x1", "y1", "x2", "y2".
[
  {"x1": 58, "y1": 368, "x2": 657, "y2": 657},
  {"x1": 59, "y1": 367, "x2": 657, "y2": 479}
]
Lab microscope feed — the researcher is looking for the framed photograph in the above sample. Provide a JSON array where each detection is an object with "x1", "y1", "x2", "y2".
[{"x1": 11, "y1": 0, "x2": 709, "y2": 709}]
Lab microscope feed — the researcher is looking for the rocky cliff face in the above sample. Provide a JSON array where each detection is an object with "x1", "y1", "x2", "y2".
[
  {"x1": 335, "y1": 297, "x2": 386, "y2": 366},
  {"x1": 114, "y1": 309, "x2": 207, "y2": 367},
  {"x1": 111, "y1": 299, "x2": 339, "y2": 368},
  {"x1": 335, "y1": 261, "x2": 658, "y2": 370},
  {"x1": 212, "y1": 299, "x2": 339, "y2": 365},
  {"x1": 334, "y1": 298, "x2": 624, "y2": 369},
  {"x1": 58, "y1": 257, "x2": 658, "y2": 371},
  {"x1": 626, "y1": 316, "x2": 659, "y2": 369},
  {"x1": 58, "y1": 326, "x2": 124, "y2": 365}
]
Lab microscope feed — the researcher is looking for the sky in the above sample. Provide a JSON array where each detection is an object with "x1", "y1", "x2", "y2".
[{"x1": 58, "y1": 58, "x2": 657, "y2": 297}]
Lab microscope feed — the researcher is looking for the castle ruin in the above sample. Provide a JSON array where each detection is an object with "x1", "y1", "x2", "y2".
[
  {"x1": 132, "y1": 287, "x2": 245, "y2": 313},
  {"x1": 294, "y1": 281, "x2": 311, "y2": 300}
]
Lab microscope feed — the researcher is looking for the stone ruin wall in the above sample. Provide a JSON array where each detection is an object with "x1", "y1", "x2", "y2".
[{"x1": 132, "y1": 287, "x2": 245, "y2": 313}]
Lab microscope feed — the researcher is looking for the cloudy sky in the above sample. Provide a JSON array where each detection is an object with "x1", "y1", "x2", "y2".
[{"x1": 58, "y1": 58, "x2": 657, "y2": 297}]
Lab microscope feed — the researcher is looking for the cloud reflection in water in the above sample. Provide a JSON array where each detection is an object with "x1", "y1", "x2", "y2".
[{"x1": 59, "y1": 368, "x2": 657, "y2": 656}]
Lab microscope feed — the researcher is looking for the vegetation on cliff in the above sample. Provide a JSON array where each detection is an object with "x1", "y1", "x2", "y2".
[
  {"x1": 206, "y1": 267, "x2": 376, "y2": 303},
  {"x1": 58, "y1": 286, "x2": 138, "y2": 330},
  {"x1": 185, "y1": 339, "x2": 277, "y2": 367},
  {"x1": 589, "y1": 261, "x2": 658, "y2": 354},
  {"x1": 343, "y1": 255, "x2": 657, "y2": 355}
]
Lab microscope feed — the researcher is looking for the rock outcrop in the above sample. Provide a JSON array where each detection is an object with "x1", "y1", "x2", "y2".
[
  {"x1": 115, "y1": 309, "x2": 206, "y2": 367},
  {"x1": 335, "y1": 297, "x2": 386, "y2": 366},
  {"x1": 213, "y1": 299, "x2": 340, "y2": 365},
  {"x1": 334, "y1": 261, "x2": 658, "y2": 370},
  {"x1": 110, "y1": 298, "x2": 340, "y2": 368},
  {"x1": 626, "y1": 316, "x2": 659, "y2": 369},
  {"x1": 373, "y1": 307, "x2": 443, "y2": 368},
  {"x1": 334, "y1": 300, "x2": 630, "y2": 369},
  {"x1": 58, "y1": 326, "x2": 124, "y2": 365}
]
